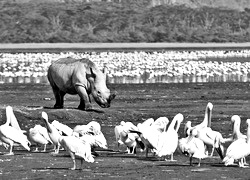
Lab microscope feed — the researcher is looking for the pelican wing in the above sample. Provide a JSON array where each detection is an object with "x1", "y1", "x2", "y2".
[
  {"x1": 114, "y1": 125, "x2": 123, "y2": 144},
  {"x1": 28, "y1": 128, "x2": 49, "y2": 145},
  {"x1": 34, "y1": 125, "x2": 52, "y2": 143},
  {"x1": 61, "y1": 136, "x2": 94, "y2": 163},
  {"x1": 0, "y1": 125, "x2": 30, "y2": 151},
  {"x1": 52, "y1": 120, "x2": 73, "y2": 136},
  {"x1": 152, "y1": 117, "x2": 169, "y2": 132},
  {"x1": 6, "y1": 106, "x2": 22, "y2": 131}
]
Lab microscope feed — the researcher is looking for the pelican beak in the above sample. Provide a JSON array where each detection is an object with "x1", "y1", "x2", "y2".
[{"x1": 215, "y1": 144, "x2": 224, "y2": 160}]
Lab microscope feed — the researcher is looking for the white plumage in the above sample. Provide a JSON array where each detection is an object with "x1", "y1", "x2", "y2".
[
  {"x1": 51, "y1": 120, "x2": 73, "y2": 136},
  {"x1": 28, "y1": 124, "x2": 52, "y2": 152},
  {"x1": 179, "y1": 128, "x2": 207, "y2": 166},
  {"x1": 151, "y1": 117, "x2": 169, "y2": 132},
  {"x1": 223, "y1": 119, "x2": 250, "y2": 168},
  {"x1": 0, "y1": 106, "x2": 30, "y2": 155},
  {"x1": 73, "y1": 121, "x2": 101, "y2": 136},
  {"x1": 191, "y1": 102, "x2": 225, "y2": 159},
  {"x1": 41, "y1": 111, "x2": 61, "y2": 153},
  {"x1": 114, "y1": 121, "x2": 142, "y2": 154},
  {"x1": 156, "y1": 113, "x2": 184, "y2": 161},
  {"x1": 59, "y1": 135, "x2": 94, "y2": 170}
]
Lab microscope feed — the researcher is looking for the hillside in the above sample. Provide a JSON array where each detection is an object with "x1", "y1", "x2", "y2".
[
  {"x1": 173, "y1": 0, "x2": 250, "y2": 11},
  {"x1": 0, "y1": 1, "x2": 250, "y2": 43},
  {"x1": 9, "y1": 0, "x2": 250, "y2": 11}
]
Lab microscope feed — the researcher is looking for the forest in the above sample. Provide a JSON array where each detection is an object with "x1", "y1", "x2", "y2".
[{"x1": 1, "y1": 0, "x2": 250, "y2": 43}]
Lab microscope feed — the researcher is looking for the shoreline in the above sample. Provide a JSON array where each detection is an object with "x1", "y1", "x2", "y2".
[{"x1": 1, "y1": 42, "x2": 250, "y2": 52}]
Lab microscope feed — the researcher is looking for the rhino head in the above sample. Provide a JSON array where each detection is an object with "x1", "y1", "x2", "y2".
[{"x1": 89, "y1": 66, "x2": 116, "y2": 108}]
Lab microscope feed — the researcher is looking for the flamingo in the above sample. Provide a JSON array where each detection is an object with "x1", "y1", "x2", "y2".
[
  {"x1": 41, "y1": 111, "x2": 61, "y2": 153},
  {"x1": 0, "y1": 106, "x2": 30, "y2": 155},
  {"x1": 156, "y1": 113, "x2": 184, "y2": 161},
  {"x1": 223, "y1": 119, "x2": 250, "y2": 168},
  {"x1": 59, "y1": 135, "x2": 94, "y2": 170},
  {"x1": 28, "y1": 124, "x2": 52, "y2": 152}
]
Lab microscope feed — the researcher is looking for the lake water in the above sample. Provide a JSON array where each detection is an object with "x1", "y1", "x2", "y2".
[{"x1": 0, "y1": 72, "x2": 249, "y2": 84}]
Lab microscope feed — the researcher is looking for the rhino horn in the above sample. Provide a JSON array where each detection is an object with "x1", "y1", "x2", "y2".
[{"x1": 109, "y1": 91, "x2": 117, "y2": 101}]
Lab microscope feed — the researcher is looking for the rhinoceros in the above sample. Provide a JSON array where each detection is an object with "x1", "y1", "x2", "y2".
[{"x1": 47, "y1": 57, "x2": 116, "y2": 111}]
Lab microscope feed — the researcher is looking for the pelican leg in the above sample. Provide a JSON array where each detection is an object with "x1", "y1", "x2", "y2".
[
  {"x1": 69, "y1": 152, "x2": 76, "y2": 170},
  {"x1": 5, "y1": 145, "x2": 14, "y2": 155},
  {"x1": 239, "y1": 158, "x2": 249, "y2": 168},
  {"x1": 131, "y1": 146, "x2": 136, "y2": 154},
  {"x1": 189, "y1": 156, "x2": 193, "y2": 166},
  {"x1": 33, "y1": 146, "x2": 39, "y2": 152},
  {"x1": 210, "y1": 146, "x2": 215, "y2": 157},
  {"x1": 197, "y1": 159, "x2": 201, "y2": 167},
  {"x1": 55, "y1": 144, "x2": 60, "y2": 154},
  {"x1": 42, "y1": 144, "x2": 47, "y2": 152},
  {"x1": 170, "y1": 153, "x2": 176, "y2": 161},
  {"x1": 145, "y1": 148, "x2": 149, "y2": 157}
]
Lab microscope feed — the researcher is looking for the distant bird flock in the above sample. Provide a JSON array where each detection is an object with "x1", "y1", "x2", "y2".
[
  {"x1": 1, "y1": 49, "x2": 250, "y2": 83},
  {"x1": 0, "y1": 103, "x2": 250, "y2": 169}
]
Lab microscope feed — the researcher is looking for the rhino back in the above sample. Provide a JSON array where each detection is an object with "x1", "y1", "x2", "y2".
[{"x1": 48, "y1": 58, "x2": 94, "y2": 94}]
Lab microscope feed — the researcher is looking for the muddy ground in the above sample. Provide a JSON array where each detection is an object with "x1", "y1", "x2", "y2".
[{"x1": 0, "y1": 82, "x2": 250, "y2": 180}]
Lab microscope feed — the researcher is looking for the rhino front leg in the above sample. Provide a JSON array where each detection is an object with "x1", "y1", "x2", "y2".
[
  {"x1": 53, "y1": 89, "x2": 66, "y2": 109},
  {"x1": 75, "y1": 85, "x2": 92, "y2": 111}
]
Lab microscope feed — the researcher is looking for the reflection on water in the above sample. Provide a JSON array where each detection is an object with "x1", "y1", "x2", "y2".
[
  {"x1": 0, "y1": 76, "x2": 48, "y2": 84},
  {"x1": 0, "y1": 73, "x2": 250, "y2": 84}
]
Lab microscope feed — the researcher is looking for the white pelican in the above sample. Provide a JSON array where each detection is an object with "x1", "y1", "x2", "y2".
[
  {"x1": 51, "y1": 120, "x2": 73, "y2": 136},
  {"x1": 191, "y1": 102, "x2": 225, "y2": 159},
  {"x1": 28, "y1": 124, "x2": 52, "y2": 152},
  {"x1": 114, "y1": 123, "x2": 124, "y2": 150},
  {"x1": 41, "y1": 111, "x2": 61, "y2": 153},
  {"x1": 179, "y1": 128, "x2": 207, "y2": 166},
  {"x1": 184, "y1": 121, "x2": 192, "y2": 137},
  {"x1": 5, "y1": 106, "x2": 23, "y2": 131},
  {"x1": 223, "y1": 115, "x2": 248, "y2": 165},
  {"x1": 74, "y1": 121, "x2": 108, "y2": 155},
  {"x1": 79, "y1": 131, "x2": 108, "y2": 150},
  {"x1": 223, "y1": 119, "x2": 250, "y2": 168},
  {"x1": 114, "y1": 121, "x2": 143, "y2": 154},
  {"x1": 0, "y1": 106, "x2": 30, "y2": 155},
  {"x1": 151, "y1": 117, "x2": 169, "y2": 132},
  {"x1": 156, "y1": 113, "x2": 184, "y2": 161},
  {"x1": 192, "y1": 102, "x2": 213, "y2": 131},
  {"x1": 231, "y1": 115, "x2": 247, "y2": 140},
  {"x1": 73, "y1": 121, "x2": 101, "y2": 136},
  {"x1": 141, "y1": 118, "x2": 154, "y2": 126},
  {"x1": 59, "y1": 135, "x2": 94, "y2": 170}
]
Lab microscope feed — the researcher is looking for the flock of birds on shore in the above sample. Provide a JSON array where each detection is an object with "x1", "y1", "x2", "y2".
[
  {"x1": 0, "y1": 103, "x2": 250, "y2": 170},
  {"x1": 1, "y1": 49, "x2": 250, "y2": 83}
]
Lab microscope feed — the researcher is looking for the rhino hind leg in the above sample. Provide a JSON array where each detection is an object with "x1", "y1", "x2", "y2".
[{"x1": 53, "y1": 89, "x2": 66, "y2": 109}]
